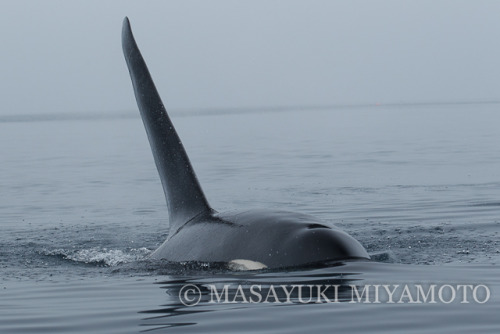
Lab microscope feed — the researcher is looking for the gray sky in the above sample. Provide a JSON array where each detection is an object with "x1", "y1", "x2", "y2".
[{"x1": 1, "y1": 0, "x2": 499, "y2": 115}]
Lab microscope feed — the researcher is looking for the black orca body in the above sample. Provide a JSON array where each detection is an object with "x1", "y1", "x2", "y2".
[{"x1": 122, "y1": 18, "x2": 369, "y2": 269}]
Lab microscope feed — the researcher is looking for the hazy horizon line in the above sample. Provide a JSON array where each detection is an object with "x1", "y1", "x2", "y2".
[{"x1": 1, "y1": 99, "x2": 499, "y2": 123}]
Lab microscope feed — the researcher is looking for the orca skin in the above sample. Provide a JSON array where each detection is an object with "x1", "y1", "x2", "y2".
[{"x1": 122, "y1": 17, "x2": 369, "y2": 269}]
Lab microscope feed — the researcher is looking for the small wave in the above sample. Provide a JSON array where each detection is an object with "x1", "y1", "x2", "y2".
[
  {"x1": 470, "y1": 202, "x2": 500, "y2": 207},
  {"x1": 41, "y1": 247, "x2": 152, "y2": 267},
  {"x1": 369, "y1": 250, "x2": 399, "y2": 263}
]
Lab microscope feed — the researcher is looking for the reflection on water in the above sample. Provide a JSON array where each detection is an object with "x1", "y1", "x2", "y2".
[
  {"x1": 136, "y1": 261, "x2": 499, "y2": 333},
  {"x1": 139, "y1": 263, "x2": 364, "y2": 332},
  {"x1": 1, "y1": 262, "x2": 497, "y2": 333}
]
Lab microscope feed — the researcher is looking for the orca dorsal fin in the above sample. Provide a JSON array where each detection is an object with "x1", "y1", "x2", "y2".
[{"x1": 121, "y1": 17, "x2": 212, "y2": 230}]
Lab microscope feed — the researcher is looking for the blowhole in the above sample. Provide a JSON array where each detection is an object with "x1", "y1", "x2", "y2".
[{"x1": 307, "y1": 224, "x2": 330, "y2": 229}]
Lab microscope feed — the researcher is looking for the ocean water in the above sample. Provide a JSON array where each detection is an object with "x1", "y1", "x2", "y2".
[{"x1": 1, "y1": 103, "x2": 499, "y2": 333}]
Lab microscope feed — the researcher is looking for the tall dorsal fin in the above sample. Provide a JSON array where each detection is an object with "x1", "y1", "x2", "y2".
[{"x1": 121, "y1": 17, "x2": 212, "y2": 229}]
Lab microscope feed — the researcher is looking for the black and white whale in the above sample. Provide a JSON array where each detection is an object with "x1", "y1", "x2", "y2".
[{"x1": 122, "y1": 17, "x2": 369, "y2": 269}]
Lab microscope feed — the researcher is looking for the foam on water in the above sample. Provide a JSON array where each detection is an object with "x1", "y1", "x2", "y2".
[{"x1": 41, "y1": 247, "x2": 152, "y2": 267}]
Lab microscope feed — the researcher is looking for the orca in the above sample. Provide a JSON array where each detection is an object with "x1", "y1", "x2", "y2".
[{"x1": 121, "y1": 17, "x2": 369, "y2": 269}]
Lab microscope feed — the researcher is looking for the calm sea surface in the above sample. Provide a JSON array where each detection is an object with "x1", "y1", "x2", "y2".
[{"x1": 1, "y1": 103, "x2": 499, "y2": 333}]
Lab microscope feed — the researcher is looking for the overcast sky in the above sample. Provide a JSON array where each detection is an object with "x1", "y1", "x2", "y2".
[{"x1": 1, "y1": 0, "x2": 499, "y2": 115}]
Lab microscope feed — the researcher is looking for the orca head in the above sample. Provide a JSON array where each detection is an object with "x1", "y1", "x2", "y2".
[
  {"x1": 267, "y1": 216, "x2": 370, "y2": 268},
  {"x1": 231, "y1": 210, "x2": 370, "y2": 268},
  {"x1": 295, "y1": 225, "x2": 370, "y2": 262}
]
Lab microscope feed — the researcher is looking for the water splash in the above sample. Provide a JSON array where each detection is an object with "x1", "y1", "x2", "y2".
[{"x1": 42, "y1": 247, "x2": 152, "y2": 267}]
